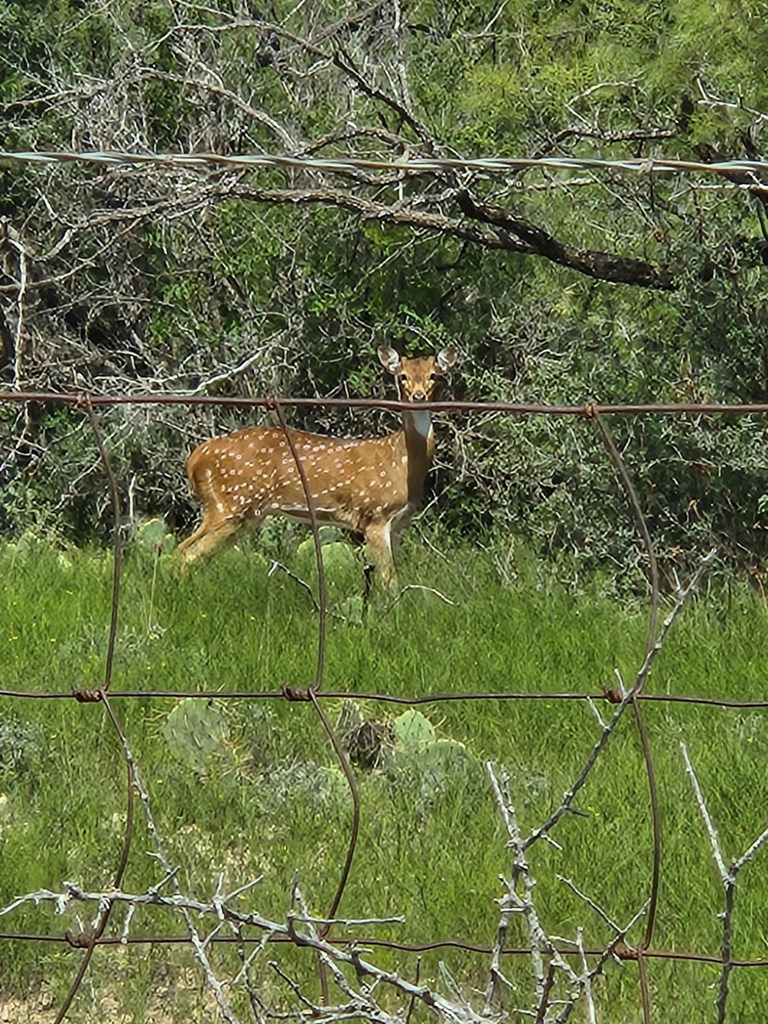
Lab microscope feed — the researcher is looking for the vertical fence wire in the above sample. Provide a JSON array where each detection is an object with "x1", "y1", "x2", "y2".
[
  {"x1": 592, "y1": 409, "x2": 662, "y2": 1024},
  {"x1": 269, "y1": 395, "x2": 362, "y2": 1002},
  {"x1": 52, "y1": 398, "x2": 136, "y2": 1022}
]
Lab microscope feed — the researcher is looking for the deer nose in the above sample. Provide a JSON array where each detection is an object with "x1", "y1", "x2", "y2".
[{"x1": 412, "y1": 390, "x2": 427, "y2": 401}]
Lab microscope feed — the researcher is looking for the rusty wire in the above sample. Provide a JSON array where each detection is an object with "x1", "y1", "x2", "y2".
[
  {"x1": 269, "y1": 395, "x2": 360, "y2": 1001},
  {"x1": 77, "y1": 396, "x2": 122, "y2": 695},
  {"x1": 4, "y1": 928, "x2": 768, "y2": 965},
  {"x1": 593, "y1": 410, "x2": 661, "y2": 1023},
  {"x1": 51, "y1": 399, "x2": 136, "y2": 1024},
  {"x1": 1, "y1": 686, "x2": 768, "y2": 708},
  {"x1": 269, "y1": 396, "x2": 328, "y2": 695},
  {"x1": 4, "y1": 389, "x2": 768, "y2": 417},
  {"x1": 1, "y1": 386, "x2": 767, "y2": 1024}
]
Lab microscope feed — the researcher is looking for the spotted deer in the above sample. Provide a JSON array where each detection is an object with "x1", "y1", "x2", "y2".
[{"x1": 177, "y1": 345, "x2": 458, "y2": 583}]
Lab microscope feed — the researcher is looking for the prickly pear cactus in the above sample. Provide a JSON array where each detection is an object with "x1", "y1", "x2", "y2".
[
  {"x1": 136, "y1": 517, "x2": 176, "y2": 554},
  {"x1": 162, "y1": 699, "x2": 234, "y2": 777},
  {"x1": 391, "y1": 710, "x2": 436, "y2": 751},
  {"x1": 385, "y1": 710, "x2": 476, "y2": 807},
  {"x1": 262, "y1": 760, "x2": 351, "y2": 814},
  {"x1": 295, "y1": 538, "x2": 362, "y2": 595}
]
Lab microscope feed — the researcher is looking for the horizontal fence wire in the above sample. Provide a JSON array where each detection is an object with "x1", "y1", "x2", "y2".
[
  {"x1": 1, "y1": 385, "x2": 767, "y2": 1024},
  {"x1": 1, "y1": 930, "x2": 768, "y2": 967},
  {"x1": 1, "y1": 688, "x2": 768, "y2": 710},
  {"x1": 3, "y1": 149, "x2": 768, "y2": 180},
  {"x1": 3, "y1": 390, "x2": 768, "y2": 415}
]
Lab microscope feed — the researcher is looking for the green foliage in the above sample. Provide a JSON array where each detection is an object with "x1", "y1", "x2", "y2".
[
  {"x1": 5, "y1": 0, "x2": 768, "y2": 586},
  {"x1": 0, "y1": 1, "x2": 114, "y2": 142}
]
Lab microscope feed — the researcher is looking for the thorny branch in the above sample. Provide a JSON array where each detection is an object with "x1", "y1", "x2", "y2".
[
  {"x1": 486, "y1": 763, "x2": 651, "y2": 1022},
  {"x1": 680, "y1": 742, "x2": 768, "y2": 1023},
  {"x1": 523, "y1": 548, "x2": 717, "y2": 852},
  {"x1": 1, "y1": 881, "x2": 488, "y2": 1024}
]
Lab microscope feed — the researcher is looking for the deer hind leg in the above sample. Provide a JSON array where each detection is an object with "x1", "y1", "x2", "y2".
[
  {"x1": 178, "y1": 453, "x2": 267, "y2": 567},
  {"x1": 177, "y1": 512, "x2": 244, "y2": 565},
  {"x1": 363, "y1": 520, "x2": 396, "y2": 588}
]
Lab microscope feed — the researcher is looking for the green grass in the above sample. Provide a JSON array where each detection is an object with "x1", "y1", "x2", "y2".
[{"x1": 1, "y1": 535, "x2": 768, "y2": 1020}]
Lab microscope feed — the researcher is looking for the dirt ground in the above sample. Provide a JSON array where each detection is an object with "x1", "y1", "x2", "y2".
[{"x1": 0, "y1": 979, "x2": 220, "y2": 1023}]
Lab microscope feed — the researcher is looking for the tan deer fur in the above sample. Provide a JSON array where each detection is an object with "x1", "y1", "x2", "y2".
[{"x1": 177, "y1": 345, "x2": 458, "y2": 583}]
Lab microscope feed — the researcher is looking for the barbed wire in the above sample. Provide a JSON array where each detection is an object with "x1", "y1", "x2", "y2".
[
  {"x1": 1, "y1": 386, "x2": 767, "y2": 1024},
  {"x1": 3, "y1": 927, "x2": 768, "y2": 967}
]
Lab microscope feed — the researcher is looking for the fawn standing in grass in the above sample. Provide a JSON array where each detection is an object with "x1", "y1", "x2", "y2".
[{"x1": 178, "y1": 345, "x2": 458, "y2": 584}]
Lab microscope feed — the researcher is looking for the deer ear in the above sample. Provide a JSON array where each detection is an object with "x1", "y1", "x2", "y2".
[
  {"x1": 436, "y1": 345, "x2": 458, "y2": 373},
  {"x1": 378, "y1": 345, "x2": 401, "y2": 374}
]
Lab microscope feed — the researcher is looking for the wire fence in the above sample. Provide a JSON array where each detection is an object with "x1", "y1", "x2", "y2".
[
  {"x1": 1, "y1": 385, "x2": 767, "y2": 1024},
  {"x1": 3, "y1": 149, "x2": 768, "y2": 181}
]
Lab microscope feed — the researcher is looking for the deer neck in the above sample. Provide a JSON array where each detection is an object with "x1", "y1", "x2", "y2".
[{"x1": 399, "y1": 407, "x2": 435, "y2": 501}]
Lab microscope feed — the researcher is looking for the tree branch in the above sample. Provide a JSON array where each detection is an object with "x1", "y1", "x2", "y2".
[{"x1": 457, "y1": 190, "x2": 676, "y2": 289}]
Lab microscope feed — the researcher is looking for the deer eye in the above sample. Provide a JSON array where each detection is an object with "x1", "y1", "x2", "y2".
[{"x1": 398, "y1": 373, "x2": 408, "y2": 382}]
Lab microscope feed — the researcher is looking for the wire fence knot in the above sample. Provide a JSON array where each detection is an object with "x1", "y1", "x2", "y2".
[
  {"x1": 281, "y1": 684, "x2": 314, "y2": 702},
  {"x1": 72, "y1": 687, "x2": 104, "y2": 703},
  {"x1": 64, "y1": 930, "x2": 94, "y2": 949},
  {"x1": 603, "y1": 687, "x2": 623, "y2": 704}
]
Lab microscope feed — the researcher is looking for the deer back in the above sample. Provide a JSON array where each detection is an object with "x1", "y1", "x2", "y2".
[{"x1": 187, "y1": 425, "x2": 424, "y2": 532}]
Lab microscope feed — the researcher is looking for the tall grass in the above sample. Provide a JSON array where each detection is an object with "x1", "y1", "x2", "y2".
[{"x1": 1, "y1": 536, "x2": 767, "y2": 1020}]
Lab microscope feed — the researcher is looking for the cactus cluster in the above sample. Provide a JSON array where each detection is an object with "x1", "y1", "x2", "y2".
[
  {"x1": 383, "y1": 709, "x2": 476, "y2": 801},
  {"x1": 338, "y1": 702, "x2": 478, "y2": 809}
]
